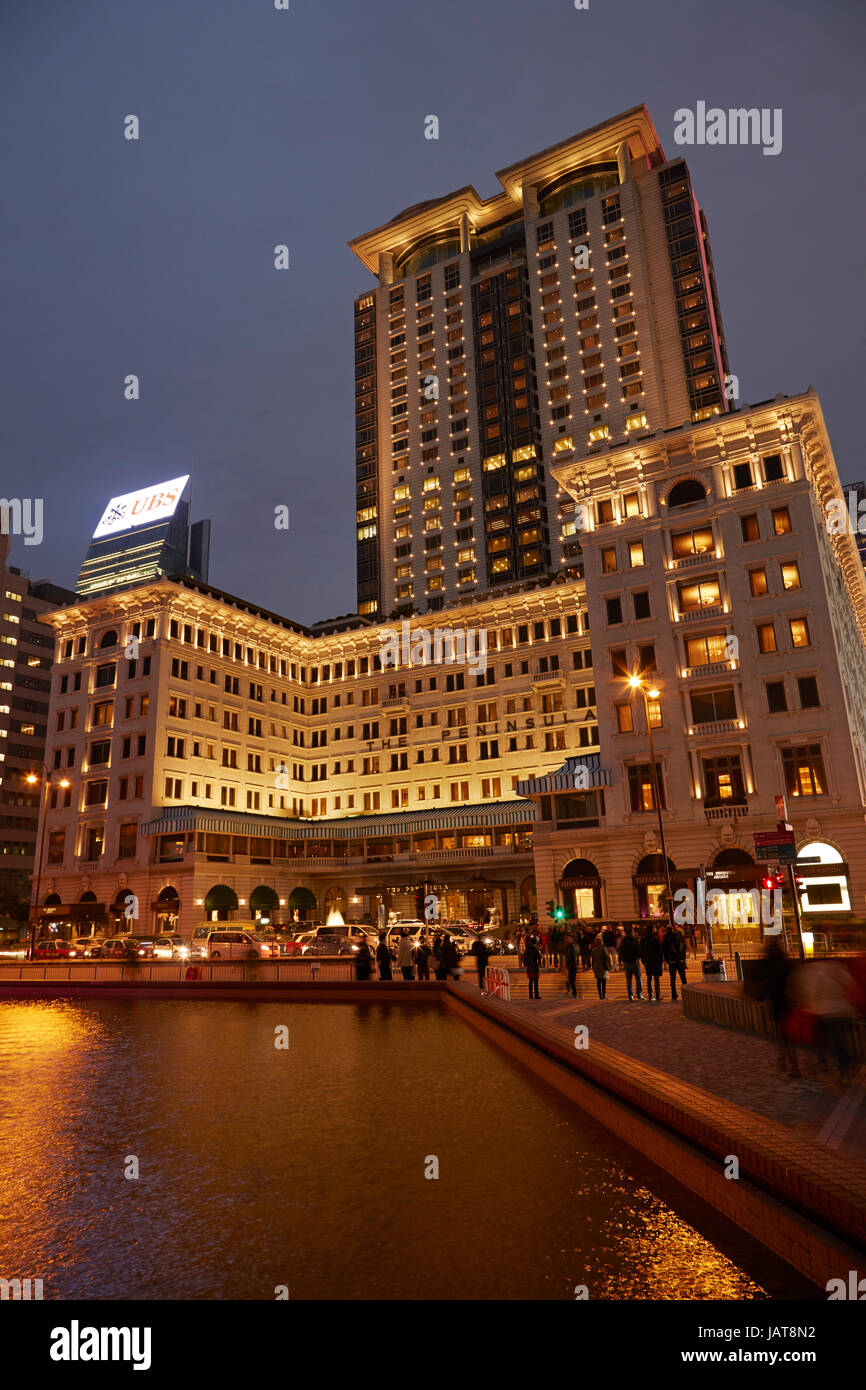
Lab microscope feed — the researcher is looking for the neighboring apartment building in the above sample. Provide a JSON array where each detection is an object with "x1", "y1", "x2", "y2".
[
  {"x1": 0, "y1": 531, "x2": 76, "y2": 904},
  {"x1": 520, "y1": 389, "x2": 866, "y2": 926},
  {"x1": 29, "y1": 390, "x2": 866, "y2": 937},
  {"x1": 349, "y1": 105, "x2": 730, "y2": 617}
]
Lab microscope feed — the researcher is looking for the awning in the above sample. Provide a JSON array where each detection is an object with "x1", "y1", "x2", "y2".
[
  {"x1": 205, "y1": 885, "x2": 238, "y2": 912},
  {"x1": 142, "y1": 799, "x2": 536, "y2": 841},
  {"x1": 517, "y1": 754, "x2": 611, "y2": 795}
]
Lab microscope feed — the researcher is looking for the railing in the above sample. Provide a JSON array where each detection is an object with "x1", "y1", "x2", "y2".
[
  {"x1": 424, "y1": 846, "x2": 495, "y2": 860},
  {"x1": 0, "y1": 960, "x2": 357, "y2": 983},
  {"x1": 667, "y1": 552, "x2": 721, "y2": 571},
  {"x1": 676, "y1": 605, "x2": 725, "y2": 623},
  {"x1": 689, "y1": 718, "x2": 744, "y2": 736},
  {"x1": 683, "y1": 661, "x2": 738, "y2": 680},
  {"x1": 531, "y1": 670, "x2": 565, "y2": 683},
  {"x1": 381, "y1": 697, "x2": 409, "y2": 709},
  {"x1": 704, "y1": 802, "x2": 748, "y2": 820}
]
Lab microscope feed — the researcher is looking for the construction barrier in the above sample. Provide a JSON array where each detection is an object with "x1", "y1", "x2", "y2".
[{"x1": 484, "y1": 965, "x2": 511, "y2": 1002}]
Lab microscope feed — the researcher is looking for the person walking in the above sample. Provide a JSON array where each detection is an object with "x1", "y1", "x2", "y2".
[
  {"x1": 601, "y1": 923, "x2": 618, "y2": 971},
  {"x1": 618, "y1": 925, "x2": 643, "y2": 1001},
  {"x1": 639, "y1": 924, "x2": 664, "y2": 1002},
  {"x1": 579, "y1": 925, "x2": 593, "y2": 973},
  {"x1": 590, "y1": 933, "x2": 613, "y2": 999},
  {"x1": 355, "y1": 939, "x2": 373, "y2": 982},
  {"x1": 795, "y1": 958, "x2": 860, "y2": 1086},
  {"x1": 524, "y1": 933, "x2": 542, "y2": 1000},
  {"x1": 662, "y1": 923, "x2": 688, "y2": 1001},
  {"x1": 439, "y1": 932, "x2": 461, "y2": 980},
  {"x1": 415, "y1": 935, "x2": 431, "y2": 982},
  {"x1": 746, "y1": 938, "x2": 800, "y2": 1077},
  {"x1": 432, "y1": 931, "x2": 444, "y2": 978},
  {"x1": 376, "y1": 931, "x2": 394, "y2": 982},
  {"x1": 471, "y1": 934, "x2": 490, "y2": 991},
  {"x1": 516, "y1": 927, "x2": 526, "y2": 967},
  {"x1": 564, "y1": 933, "x2": 579, "y2": 998},
  {"x1": 396, "y1": 929, "x2": 416, "y2": 981}
]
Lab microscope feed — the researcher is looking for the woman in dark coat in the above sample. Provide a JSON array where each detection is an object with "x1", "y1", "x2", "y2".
[
  {"x1": 376, "y1": 931, "x2": 393, "y2": 981},
  {"x1": 639, "y1": 924, "x2": 664, "y2": 1002},
  {"x1": 590, "y1": 933, "x2": 613, "y2": 999},
  {"x1": 439, "y1": 933, "x2": 460, "y2": 979},
  {"x1": 355, "y1": 939, "x2": 373, "y2": 981}
]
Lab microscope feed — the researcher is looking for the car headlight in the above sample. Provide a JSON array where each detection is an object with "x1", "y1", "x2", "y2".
[{"x1": 180, "y1": 947, "x2": 189, "y2": 959}]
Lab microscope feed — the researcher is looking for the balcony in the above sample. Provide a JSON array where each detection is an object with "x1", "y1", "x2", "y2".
[
  {"x1": 667, "y1": 551, "x2": 721, "y2": 572},
  {"x1": 683, "y1": 660, "x2": 739, "y2": 680},
  {"x1": 676, "y1": 605, "x2": 725, "y2": 624},
  {"x1": 688, "y1": 718, "x2": 744, "y2": 737},
  {"x1": 382, "y1": 697, "x2": 409, "y2": 710},
  {"x1": 532, "y1": 670, "x2": 566, "y2": 688},
  {"x1": 704, "y1": 801, "x2": 748, "y2": 820}
]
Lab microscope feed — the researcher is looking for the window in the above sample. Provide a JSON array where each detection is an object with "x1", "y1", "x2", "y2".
[
  {"x1": 689, "y1": 687, "x2": 737, "y2": 724},
  {"x1": 702, "y1": 754, "x2": 745, "y2": 805},
  {"x1": 789, "y1": 617, "x2": 810, "y2": 648},
  {"x1": 740, "y1": 513, "x2": 760, "y2": 542},
  {"x1": 610, "y1": 648, "x2": 628, "y2": 678},
  {"x1": 92, "y1": 701, "x2": 113, "y2": 728},
  {"x1": 632, "y1": 591, "x2": 650, "y2": 620},
  {"x1": 684, "y1": 632, "x2": 729, "y2": 667},
  {"x1": 677, "y1": 575, "x2": 721, "y2": 611},
  {"x1": 601, "y1": 547, "x2": 617, "y2": 574},
  {"x1": 732, "y1": 462, "x2": 753, "y2": 491},
  {"x1": 629, "y1": 541, "x2": 644, "y2": 567},
  {"x1": 95, "y1": 663, "x2": 116, "y2": 688},
  {"x1": 89, "y1": 740, "x2": 111, "y2": 765},
  {"x1": 772, "y1": 507, "x2": 791, "y2": 535},
  {"x1": 765, "y1": 680, "x2": 787, "y2": 713},
  {"x1": 749, "y1": 567, "x2": 768, "y2": 597},
  {"x1": 606, "y1": 597, "x2": 623, "y2": 625},
  {"x1": 780, "y1": 562, "x2": 800, "y2": 590},
  {"x1": 84, "y1": 780, "x2": 108, "y2": 807},
  {"x1": 616, "y1": 703, "x2": 633, "y2": 733},
  {"x1": 798, "y1": 675, "x2": 819, "y2": 708},
  {"x1": 628, "y1": 762, "x2": 665, "y2": 812},
  {"x1": 117, "y1": 823, "x2": 138, "y2": 859},
  {"x1": 670, "y1": 525, "x2": 714, "y2": 559},
  {"x1": 756, "y1": 622, "x2": 777, "y2": 654},
  {"x1": 782, "y1": 745, "x2": 826, "y2": 798}
]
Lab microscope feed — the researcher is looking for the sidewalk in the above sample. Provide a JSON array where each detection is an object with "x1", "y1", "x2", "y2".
[{"x1": 471, "y1": 964, "x2": 866, "y2": 1166}]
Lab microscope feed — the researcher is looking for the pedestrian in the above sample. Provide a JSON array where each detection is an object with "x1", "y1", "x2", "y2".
[
  {"x1": 415, "y1": 935, "x2": 431, "y2": 981},
  {"x1": 376, "y1": 931, "x2": 394, "y2": 981},
  {"x1": 540, "y1": 929, "x2": 550, "y2": 967},
  {"x1": 564, "y1": 933, "x2": 579, "y2": 998},
  {"x1": 516, "y1": 927, "x2": 526, "y2": 967},
  {"x1": 471, "y1": 934, "x2": 490, "y2": 991},
  {"x1": 662, "y1": 923, "x2": 688, "y2": 1001},
  {"x1": 590, "y1": 933, "x2": 613, "y2": 999},
  {"x1": 524, "y1": 933, "x2": 542, "y2": 1000},
  {"x1": 396, "y1": 928, "x2": 416, "y2": 981},
  {"x1": 601, "y1": 922, "x2": 617, "y2": 970},
  {"x1": 794, "y1": 958, "x2": 860, "y2": 1086},
  {"x1": 355, "y1": 939, "x2": 373, "y2": 981},
  {"x1": 683, "y1": 920, "x2": 698, "y2": 959},
  {"x1": 580, "y1": 925, "x2": 593, "y2": 973},
  {"x1": 639, "y1": 924, "x2": 664, "y2": 1002},
  {"x1": 440, "y1": 932, "x2": 460, "y2": 980},
  {"x1": 618, "y1": 925, "x2": 644, "y2": 1001},
  {"x1": 432, "y1": 931, "x2": 443, "y2": 977},
  {"x1": 746, "y1": 938, "x2": 800, "y2": 1076}
]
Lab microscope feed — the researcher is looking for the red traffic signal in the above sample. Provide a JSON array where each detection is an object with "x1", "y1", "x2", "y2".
[{"x1": 762, "y1": 875, "x2": 775, "y2": 892}]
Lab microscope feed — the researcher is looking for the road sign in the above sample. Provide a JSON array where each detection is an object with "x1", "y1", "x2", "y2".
[
  {"x1": 754, "y1": 829, "x2": 796, "y2": 863},
  {"x1": 754, "y1": 830, "x2": 795, "y2": 846}
]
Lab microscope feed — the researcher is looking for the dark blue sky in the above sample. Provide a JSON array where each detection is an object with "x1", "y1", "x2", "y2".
[{"x1": 2, "y1": 0, "x2": 863, "y2": 623}]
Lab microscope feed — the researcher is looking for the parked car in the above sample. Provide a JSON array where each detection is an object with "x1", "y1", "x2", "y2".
[
  {"x1": 30, "y1": 938, "x2": 72, "y2": 961},
  {"x1": 124, "y1": 936, "x2": 159, "y2": 959},
  {"x1": 87, "y1": 935, "x2": 116, "y2": 958},
  {"x1": 70, "y1": 935, "x2": 99, "y2": 957},
  {"x1": 298, "y1": 924, "x2": 376, "y2": 954},
  {"x1": 97, "y1": 938, "x2": 137, "y2": 961},
  {"x1": 203, "y1": 930, "x2": 271, "y2": 960},
  {"x1": 300, "y1": 934, "x2": 357, "y2": 956},
  {"x1": 152, "y1": 934, "x2": 190, "y2": 961}
]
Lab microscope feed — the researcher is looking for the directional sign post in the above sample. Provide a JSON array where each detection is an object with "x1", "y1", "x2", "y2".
[{"x1": 753, "y1": 829, "x2": 796, "y2": 863}]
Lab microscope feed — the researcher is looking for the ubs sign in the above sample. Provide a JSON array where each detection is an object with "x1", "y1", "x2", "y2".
[{"x1": 93, "y1": 475, "x2": 189, "y2": 538}]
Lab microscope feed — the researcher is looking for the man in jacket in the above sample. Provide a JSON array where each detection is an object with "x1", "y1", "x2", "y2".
[
  {"x1": 376, "y1": 931, "x2": 393, "y2": 981},
  {"x1": 471, "y1": 935, "x2": 490, "y2": 991},
  {"x1": 439, "y1": 933, "x2": 460, "y2": 979},
  {"x1": 618, "y1": 925, "x2": 643, "y2": 1001},
  {"x1": 639, "y1": 925, "x2": 664, "y2": 1002},
  {"x1": 524, "y1": 934, "x2": 542, "y2": 1000},
  {"x1": 564, "y1": 934, "x2": 579, "y2": 998},
  {"x1": 396, "y1": 929, "x2": 416, "y2": 981},
  {"x1": 662, "y1": 924, "x2": 688, "y2": 1001}
]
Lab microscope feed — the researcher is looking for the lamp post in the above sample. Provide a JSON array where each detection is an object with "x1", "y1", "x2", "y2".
[
  {"x1": 25, "y1": 769, "x2": 70, "y2": 961},
  {"x1": 628, "y1": 676, "x2": 675, "y2": 930}
]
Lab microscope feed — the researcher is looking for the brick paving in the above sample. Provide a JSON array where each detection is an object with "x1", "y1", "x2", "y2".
[{"x1": 469, "y1": 962, "x2": 866, "y2": 1166}]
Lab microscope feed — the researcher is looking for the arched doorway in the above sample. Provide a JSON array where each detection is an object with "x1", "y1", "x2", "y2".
[
  {"x1": 154, "y1": 886, "x2": 180, "y2": 934},
  {"x1": 796, "y1": 841, "x2": 850, "y2": 914},
  {"x1": 323, "y1": 885, "x2": 346, "y2": 917},
  {"x1": 288, "y1": 886, "x2": 317, "y2": 923},
  {"x1": 204, "y1": 884, "x2": 238, "y2": 922},
  {"x1": 519, "y1": 876, "x2": 536, "y2": 919},
  {"x1": 558, "y1": 858, "x2": 602, "y2": 918},
  {"x1": 634, "y1": 854, "x2": 676, "y2": 917},
  {"x1": 713, "y1": 848, "x2": 754, "y2": 866},
  {"x1": 250, "y1": 885, "x2": 279, "y2": 925}
]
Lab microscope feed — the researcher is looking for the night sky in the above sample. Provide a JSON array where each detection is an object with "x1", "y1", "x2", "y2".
[{"x1": 2, "y1": 0, "x2": 863, "y2": 624}]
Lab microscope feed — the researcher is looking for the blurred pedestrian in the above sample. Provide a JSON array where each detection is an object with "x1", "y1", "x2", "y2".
[
  {"x1": 619, "y1": 925, "x2": 643, "y2": 1001},
  {"x1": 415, "y1": 935, "x2": 431, "y2": 981},
  {"x1": 376, "y1": 931, "x2": 393, "y2": 982},
  {"x1": 591, "y1": 933, "x2": 613, "y2": 999},
  {"x1": 564, "y1": 933, "x2": 579, "y2": 998},
  {"x1": 662, "y1": 923, "x2": 688, "y2": 1001},
  {"x1": 795, "y1": 957, "x2": 860, "y2": 1086},
  {"x1": 440, "y1": 932, "x2": 460, "y2": 980},
  {"x1": 524, "y1": 933, "x2": 542, "y2": 1000},
  {"x1": 747, "y1": 938, "x2": 800, "y2": 1077},
  {"x1": 396, "y1": 929, "x2": 416, "y2": 981},
  {"x1": 355, "y1": 939, "x2": 373, "y2": 982},
  {"x1": 639, "y1": 924, "x2": 664, "y2": 1003},
  {"x1": 471, "y1": 934, "x2": 490, "y2": 991}
]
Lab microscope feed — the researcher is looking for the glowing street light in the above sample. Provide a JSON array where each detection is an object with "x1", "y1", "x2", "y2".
[{"x1": 26, "y1": 769, "x2": 71, "y2": 961}]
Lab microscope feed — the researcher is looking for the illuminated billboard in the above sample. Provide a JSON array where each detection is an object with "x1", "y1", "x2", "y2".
[{"x1": 92, "y1": 476, "x2": 190, "y2": 539}]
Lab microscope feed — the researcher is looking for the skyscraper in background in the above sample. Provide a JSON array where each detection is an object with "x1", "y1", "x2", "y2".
[
  {"x1": 349, "y1": 106, "x2": 730, "y2": 617},
  {"x1": 76, "y1": 475, "x2": 210, "y2": 601}
]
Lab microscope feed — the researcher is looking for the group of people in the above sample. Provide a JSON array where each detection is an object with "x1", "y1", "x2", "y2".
[
  {"x1": 520, "y1": 920, "x2": 691, "y2": 1003},
  {"x1": 354, "y1": 928, "x2": 469, "y2": 983}
]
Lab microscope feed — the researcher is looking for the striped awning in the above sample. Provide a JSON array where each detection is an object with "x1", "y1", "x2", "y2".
[
  {"x1": 141, "y1": 799, "x2": 537, "y2": 841},
  {"x1": 516, "y1": 754, "x2": 611, "y2": 796}
]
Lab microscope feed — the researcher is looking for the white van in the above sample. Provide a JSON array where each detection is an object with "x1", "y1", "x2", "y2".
[{"x1": 204, "y1": 929, "x2": 270, "y2": 960}]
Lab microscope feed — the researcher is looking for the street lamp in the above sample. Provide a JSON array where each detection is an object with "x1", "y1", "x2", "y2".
[
  {"x1": 627, "y1": 675, "x2": 675, "y2": 930},
  {"x1": 25, "y1": 769, "x2": 70, "y2": 961}
]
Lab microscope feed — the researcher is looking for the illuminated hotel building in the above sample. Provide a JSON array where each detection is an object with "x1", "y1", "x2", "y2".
[
  {"x1": 29, "y1": 391, "x2": 866, "y2": 935},
  {"x1": 349, "y1": 105, "x2": 729, "y2": 618}
]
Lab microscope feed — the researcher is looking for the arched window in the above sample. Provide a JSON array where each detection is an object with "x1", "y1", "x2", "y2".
[
  {"x1": 99, "y1": 629, "x2": 119, "y2": 649},
  {"x1": 667, "y1": 479, "x2": 706, "y2": 508}
]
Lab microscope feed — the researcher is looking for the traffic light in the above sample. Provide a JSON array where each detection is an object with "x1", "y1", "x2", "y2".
[
  {"x1": 773, "y1": 871, "x2": 786, "y2": 891},
  {"x1": 554, "y1": 904, "x2": 566, "y2": 922},
  {"x1": 546, "y1": 900, "x2": 556, "y2": 917},
  {"x1": 762, "y1": 874, "x2": 775, "y2": 892}
]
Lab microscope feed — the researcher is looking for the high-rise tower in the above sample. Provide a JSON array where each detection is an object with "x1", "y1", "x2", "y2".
[{"x1": 349, "y1": 106, "x2": 730, "y2": 617}]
